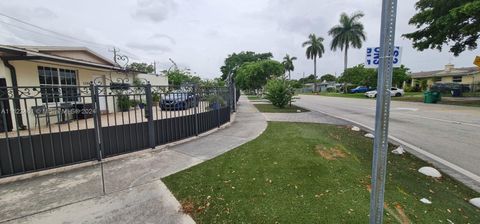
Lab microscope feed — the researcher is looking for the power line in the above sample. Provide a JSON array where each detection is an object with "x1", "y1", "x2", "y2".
[
  {"x1": 0, "y1": 20, "x2": 88, "y2": 46},
  {"x1": 0, "y1": 12, "x2": 140, "y2": 59},
  {"x1": 0, "y1": 12, "x2": 112, "y2": 48}
]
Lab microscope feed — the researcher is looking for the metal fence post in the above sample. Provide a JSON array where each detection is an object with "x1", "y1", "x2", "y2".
[
  {"x1": 217, "y1": 88, "x2": 220, "y2": 128},
  {"x1": 145, "y1": 83, "x2": 155, "y2": 148},
  {"x1": 193, "y1": 85, "x2": 199, "y2": 136},
  {"x1": 232, "y1": 79, "x2": 237, "y2": 112},
  {"x1": 90, "y1": 83, "x2": 103, "y2": 161},
  {"x1": 369, "y1": 0, "x2": 398, "y2": 223}
]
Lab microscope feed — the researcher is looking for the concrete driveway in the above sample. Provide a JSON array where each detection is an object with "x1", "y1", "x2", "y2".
[{"x1": 294, "y1": 95, "x2": 480, "y2": 191}]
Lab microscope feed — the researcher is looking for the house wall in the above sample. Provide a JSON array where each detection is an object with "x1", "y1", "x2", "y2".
[
  {"x1": 411, "y1": 73, "x2": 480, "y2": 88},
  {"x1": 0, "y1": 60, "x2": 7, "y2": 79},
  {"x1": 3, "y1": 60, "x2": 134, "y2": 130},
  {"x1": 135, "y1": 73, "x2": 168, "y2": 86}
]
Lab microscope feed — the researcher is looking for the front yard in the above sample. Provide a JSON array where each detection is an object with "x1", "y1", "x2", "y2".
[
  {"x1": 163, "y1": 122, "x2": 480, "y2": 223},
  {"x1": 246, "y1": 95, "x2": 262, "y2": 100}
]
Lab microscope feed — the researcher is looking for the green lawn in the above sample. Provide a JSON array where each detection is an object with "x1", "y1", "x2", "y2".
[
  {"x1": 253, "y1": 104, "x2": 309, "y2": 113},
  {"x1": 247, "y1": 95, "x2": 262, "y2": 100},
  {"x1": 163, "y1": 122, "x2": 479, "y2": 223}
]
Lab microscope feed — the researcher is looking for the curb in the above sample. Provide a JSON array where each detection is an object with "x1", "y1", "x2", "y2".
[
  {"x1": 297, "y1": 105, "x2": 480, "y2": 192},
  {"x1": 0, "y1": 111, "x2": 237, "y2": 185}
]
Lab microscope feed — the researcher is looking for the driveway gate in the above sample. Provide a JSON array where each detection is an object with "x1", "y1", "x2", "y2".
[{"x1": 0, "y1": 79, "x2": 232, "y2": 178}]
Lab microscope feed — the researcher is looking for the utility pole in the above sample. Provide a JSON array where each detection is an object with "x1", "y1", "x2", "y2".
[{"x1": 369, "y1": 0, "x2": 398, "y2": 223}]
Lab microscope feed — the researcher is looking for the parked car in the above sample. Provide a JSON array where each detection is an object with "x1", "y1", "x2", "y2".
[
  {"x1": 365, "y1": 87, "x2": 404, "y2": 98},
  {"x1": 350, "y1": 86, "x2": 370, "y2": 93},
  {"x1": 160, "y1": 91, "x2": 199, "y2": 110}
]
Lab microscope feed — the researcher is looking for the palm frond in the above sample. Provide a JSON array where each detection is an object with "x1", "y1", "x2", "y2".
[{"x1": 328, "y1": 11, "x2": 366, "y2": 52}]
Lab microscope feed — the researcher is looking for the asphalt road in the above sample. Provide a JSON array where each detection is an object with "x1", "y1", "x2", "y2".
[{"x1": 294, "y1": 95, "x2": 480, "y2": 185}]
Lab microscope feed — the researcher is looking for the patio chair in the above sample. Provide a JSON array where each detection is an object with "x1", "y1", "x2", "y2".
[{"x1": 32, "y1": 105, "x2": 50, "y2": 128}]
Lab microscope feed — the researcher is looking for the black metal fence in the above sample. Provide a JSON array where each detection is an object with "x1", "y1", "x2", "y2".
[{"x1": 0, "y1": 80, "x2": 233, "y2": 178}]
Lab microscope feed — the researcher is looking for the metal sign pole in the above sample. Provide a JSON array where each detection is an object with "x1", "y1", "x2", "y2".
[{"x1": 369, "y1": 0, "x2": 398, "y2": 223}]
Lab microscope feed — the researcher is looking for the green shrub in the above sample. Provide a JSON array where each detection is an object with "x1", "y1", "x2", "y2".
[
  {"x1": 207, "y1": 95, "x2": 226, "y2": 105},
  {"x1": 326, "y1": 87, "x2": 336, "y2": 92},
  {"x1": 129, "y1": 99, "x2": 141, "y2": 107},
  {"x1": 207, "y1": 95, "x2": 226, "y2": 109},
  {"x1": 265, "y1": 79, "x2": 293, "y2": 108},
  {"x1": 152, "y1": 92, "x2": 161, "y2": 102},
  {"x1": 117, "y1": 95, "x2": 130, "y2": 111},
  {"x1": 404, "y1": 86, "x2": 412, "y2": 92},
  {"x1": 420, "y1": 80, "x2": 428, "y2": 91}
]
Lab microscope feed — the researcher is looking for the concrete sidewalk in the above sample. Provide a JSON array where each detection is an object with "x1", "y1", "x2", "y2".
[{"x1": 0, "y1": 96, "x2": 267, "y2": 224}]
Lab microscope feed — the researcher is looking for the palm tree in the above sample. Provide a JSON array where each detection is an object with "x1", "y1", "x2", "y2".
[
  {"x1": 328, "y1": 12, "x2": 366, "y2": 92},
  {"x1": 302, "y1": 34, "x2": 325, "y2": 90},
  {"x1": 282, "y1": 54, "x2": 297, "y2": 80}
]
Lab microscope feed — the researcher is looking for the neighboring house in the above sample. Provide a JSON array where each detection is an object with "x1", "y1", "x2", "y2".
[
  {"x1": 409, "y1": 64, "x2": 480, "y2": 89},
  {"x1": 0, "y1": 45, "x2": 167, "y2": 131},
  {"x1": 303, "y1": 83, "x2": 317, "y2": 92},
  {"x1": 318, "y1": 81, "x2": 338, "y2": 92}
]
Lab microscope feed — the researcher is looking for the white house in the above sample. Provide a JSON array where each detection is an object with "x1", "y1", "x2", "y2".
[{"x1": 0, "y1": 45, "x2": 168, "y2": 131}]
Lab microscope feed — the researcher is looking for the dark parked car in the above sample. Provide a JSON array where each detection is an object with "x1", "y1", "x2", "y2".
[
  {"x1": 160, "y1": 92, "x2": 199, "y2": 110},
  {"x1": 350, "y1": 86, "x2": 370, "y2": 93}
]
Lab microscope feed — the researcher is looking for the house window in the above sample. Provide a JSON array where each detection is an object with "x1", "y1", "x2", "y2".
[
  {"x1": 38, "y1": 66, "x2": 79, "y2": 103},
  {"x1": 434, "y1": 77, "x2": 442, "y2": 82},
  {"x1": 452, "y1": 76, "x2": 462, "y2": 83}
]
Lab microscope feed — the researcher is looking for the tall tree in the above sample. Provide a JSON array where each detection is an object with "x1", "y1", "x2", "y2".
[
  {"x1": 320, "y1": 74, "x2": 337, "y2": 82},
  {"x1": 338, "y1": 64, "x2": 410, "y2": 88},
  {"x1": 167, "y1": 69, "x2": 201, "y2": 86},
  {"x1": 302, "y1": 34, "x2": 325, "y2": 90},
  {"x1": 403, "y1": 0, "x2": 480, "y2": 56},
  {"x1": 298, "y1": 74, "x2": 317, "y2": 84},
  {"x1": 235, "y1": 60, "x2": 285, "y2": 91},
  {"x1": 282, "y1": 54, "x2": 297, "y2": 80},
  {"x1": 127, "y1": 62, "x2": 155, "y2": 73},
  {"x1": 329, "y1": 12, "x2": 366, "y2": 92},
  {"x1": 220, "y1": 51, "x2": 273, "y2": 80}
]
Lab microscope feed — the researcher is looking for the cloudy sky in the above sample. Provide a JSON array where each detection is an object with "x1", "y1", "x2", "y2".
[{"x1": 0, "y1": 0, "x2": 478, "y2": 79}]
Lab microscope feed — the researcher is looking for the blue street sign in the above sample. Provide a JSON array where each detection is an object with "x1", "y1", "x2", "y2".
[{"x1": 365, "y1": 46, "x2": 402, "y2": 68}]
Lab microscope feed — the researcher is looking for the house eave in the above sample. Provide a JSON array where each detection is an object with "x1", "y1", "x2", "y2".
[{"x1": 0, "y1": 45, "x2": 125, "y2": 72}]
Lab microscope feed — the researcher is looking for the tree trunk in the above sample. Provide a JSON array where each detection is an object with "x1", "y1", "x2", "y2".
[
  {"x1": 343, "y1": 47, "x2": 348, "y2": 93},
  {"x1": 314, "y1": 57, "x2": 317, "y2": 92},
  {"x1": 288, "y1": 71, "x2": 291, "y2": 80}
]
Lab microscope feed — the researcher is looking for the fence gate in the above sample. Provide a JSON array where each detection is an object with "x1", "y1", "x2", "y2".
[{"x1": 0, "y1": 80, "x2": 232, "y2": 178}]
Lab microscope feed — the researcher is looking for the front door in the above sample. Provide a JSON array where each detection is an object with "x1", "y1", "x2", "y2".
[
  {"x1": 0, "y1": 78, "x2": 13, "y2": 132},
  {"x1": 92, "y1": 75, "x2": 107, "y2": 113}
]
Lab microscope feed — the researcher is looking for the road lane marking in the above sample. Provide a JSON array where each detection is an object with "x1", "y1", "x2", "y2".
[{"x1": 392, "y1": 107, "x2": 418, "y2": 111}]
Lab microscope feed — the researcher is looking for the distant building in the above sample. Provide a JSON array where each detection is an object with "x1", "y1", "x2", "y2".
[
  {"x1": 302, "y1": 81, "x2": 339, "y2": 93},
  {"x1": 409, "y1": 64, "x2": 480, "y2": 88}
]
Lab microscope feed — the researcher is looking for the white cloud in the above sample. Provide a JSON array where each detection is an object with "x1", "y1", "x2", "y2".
[
  {"x1": 132, "y1": 0, "x2": 178, "y2": 23},
  {"x1": 0, "y1": 0, "x2": 478, "y2": 79}
]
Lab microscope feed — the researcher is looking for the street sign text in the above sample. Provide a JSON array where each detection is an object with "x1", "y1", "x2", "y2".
[{"x1": 365, "y1": 46, "x2": 402, "y2": 68}]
